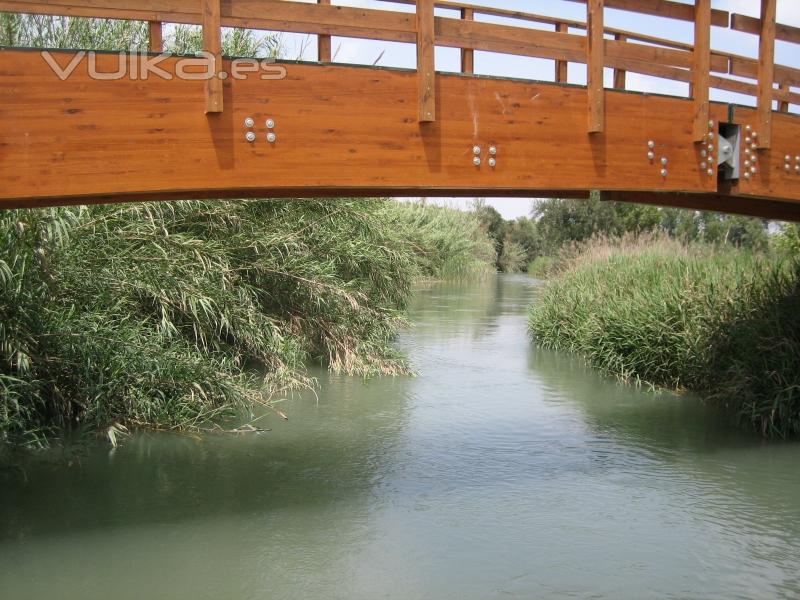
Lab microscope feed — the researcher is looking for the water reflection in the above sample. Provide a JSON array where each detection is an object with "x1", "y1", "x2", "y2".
[{"x1": 0, "y1": 274, "x2": 798, "y2": 600}]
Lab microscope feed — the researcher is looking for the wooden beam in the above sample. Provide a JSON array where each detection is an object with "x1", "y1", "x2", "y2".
[
  {"x1": 612, "y1": 32, "x2": 626, "y2": 89},
  {"x1": 692, "y1": 0, "x2": 710, "y2": 142},
  {"x1": 148, "y1": 21, "x2": 162, "y2": 53},
  {"x1": 778, "y1": 83, "x2": 789, "y2": 113},
  {"x1": 317, "y1": 0, "x2": 331, "y2": 62},
  {"x1": 757, "y1": 0, "x2": 776, "y2": 148},
  {"x1": 460, "y1": 7, "x2": 473, "y2": 74},
  {"x1": 416, "y1": 0, "x2": 435, "y2": 122},
  {"x1": 560, "y1": 0, "x2": 728, "y2": 27},
  {"x1": 586, "y1": 0, "x2": 604, "y2": 133},
  {"x1": 202, "y1": 0, "x2": 223, "y2": 113},
  {"x1": 731, "y1": 12, "x2": 800, "y2": 45},
  {"x1": 555, "y1": 22, "x2": 569, "y2": 83}
]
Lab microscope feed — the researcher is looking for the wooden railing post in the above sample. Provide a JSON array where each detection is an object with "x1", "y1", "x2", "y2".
[
  {"x1": 554, "y1": 22, "x2": 568, "y2": 83},
  {"x1": 416, "y1": 0, "x2": 435, "y2": 122},
  {"x1": 460, "y1": 7, "x2": 474, "y2": 74},
  {"x1": 778, "y1": 83, "x2": 789, "y2": 112},
  {"x1": 586, "y1": 0, "x2": 604, "y2": 133},
  {"x1": 318, "y1": 0, "x2": 331, "y2": 62},
  {"x1": 757, "y1": 0, "x2": 776, "y2": 148},
  {"x1": 148, "y1": 21, "x2": 163, "y2": 52},
  {"x1": 691, "y1": 0, "x2": 710, "y2": 142},
  {"x1": 612, "y1": 32, "x2": 626, "y2": 89},
  {"x1": 202, "y1": 0, "x2": 223, "y2": 113}
]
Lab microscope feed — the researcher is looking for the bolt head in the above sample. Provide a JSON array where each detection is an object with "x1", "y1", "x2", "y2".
[
  {"x1": 752, "y1": 131, "x2": 758, "y2": 138},
  {"x1": 751, "y1": 143, "x2": 757, "y2": 150},
  {"x1": 473, "y1": 146, "x2": 481, "y2": 156},
  {"x1": 785, "y1": 155, "x2": 792, "y2": 162},
  {"x1": 708, "y1": 144, "x2": 714, "y2": 153},
  {"x1": 489, "y1": 146, "x2": 497, "y2": 156},
  {"x1": 745, "y1": 137, "x2": 752, "y2": 144},
  {"x1": 473, "y1": 156, "x2": 481, "y2": 166},
  {"x1": 660, "y1": 157, "x2": 668, "y2": 166},
  {"x1": 647, "y1": 140, "x2": 655, "y2": 149},
  {"x1": 266, "y1": 132, "x2": 277, "y2": 143},
  {"x1": 700, "y1": 149, "x2": 707, "y2": 158},
  {"x1": 660, "y1": 168, "x2": 668, "y2": 177},
  {"x1": 244, "y1": 117, "x2": 255, "y2": 128},
  {"x1": 795, "y1": 164, "x2": 800, "y2": 172},
  {"x1": 744, "y1": 159, "x2": 751, "y2": 167},
  {"x1": 707, "y1": 168, "x2": 714, "y2": 177},
  {"x1": 750, "y1": 166, "x2": 757, "y2": 174},
  {"x1": 700, "y1": 161, "x2": 707, "y2": 169},
  {"x1": 647, "y1": 151, "x2": 655, "y2": 160},
  {"x1": 745, "y1": 124, "x2": 752, "y2": 131},
  {"x1": 708, "y1": 120, "x2": 714, "y2": 129},
  {"x1": 785, "y1": 164, "x2": 791, "y2": 171},
  {"x1": 488, "y1": 157, "x2": 497, "y2": 167},
  {"x1": 745, "y1": 148, "x2": 751, "y2": 156},
  {"x1": 266, "y1": 119, "x2": 275, "y2": 129},
  {"x1": 795, "y1": 156, "x2": 800, "y2": 162},
  {"x1": 744, "y1": 171, "x2": 751, "y2": 179},
  {"x1": 707, "y1": 131, "x2": 714, "y2": 140},
  {"x1": 245, "y1": 131, "x2": 256, "y2": 142}
]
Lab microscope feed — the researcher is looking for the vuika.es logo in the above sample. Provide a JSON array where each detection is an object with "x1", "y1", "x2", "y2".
[{"x1": 40, "y1": 50, "x2": 288, "y2": 81}]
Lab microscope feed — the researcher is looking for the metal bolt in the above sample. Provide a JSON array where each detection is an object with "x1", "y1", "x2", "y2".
[
  {"x1": 796, "y1": 156, "x2": 800, "y2": 162},
  {"x1": 488, "y1": 157, "x2": 497, "y2": 167},
  {"x1": 745, "y1": 124, "x2": 752, "y2": 131},
  {"x1": 707, "y1": 131, "x2": 714, "y2": 140},
  {"x1": 661, "y1": 157, "x2": 668, "y2": 166},
  {"x1": 700, "y1": 149, "x2": 707, "y2": 158},
  {"x1": 752, "y1": 131, "x2": 758, "y2": 138},
  {"x1": 708, "y1": 120, "x2": 714, "y2": 129},
  {"x1": 245, "y1": 131, "x2": 256, "y2": 142},
  {"x1": 744, "y1": 159, "x2": 751, "y2": 167},
  {"x1": 751, "y1": 143, "x2": 757, "y2": 150},
  {"x1": 796, "y1": 164, "x2": 800, "y2": 172},
  {"x1": 745, "y1": 148, "x2": 752, "y2": 156},
  {"x1": 647, "y1": 140, "x2": 655, "y2": 149},
  {"x1": 473, "y1": 146, "x2": 481, "y2": 156},
  {"x1": 750, "y1": 166, "x2": 757, "y2": 174},
  {"x1": 700, "y1": 161, "x2": 707, "y2": 169},
  {"x1": 786, "y1": 155, "x2": 792, "y2": 162},
  {"x1": 707, "y1": 168, "x2": 714, "y2": 177},
  {"x1": 708, "y1": 144, "x2": 714, "y2": 153},
  {"x1": 244, "y1": 117, "x2": 255, "y2": 128},
  {"x1": 785, "y1": 164, "x2": 791, "y2": 171},
  {"x1": 647, "y1": 151, "x2": 655, "y2": 160},
  {"x1": 266, "y1": 132, "x2": 277, "y2": 143},
  {"x1": 489, "y1": 146, "x2": 497, "y2": 156},
  {"x1": 660, "y1": 168, "x2": 668, "y2": 177},
  {"x1": 266, "y1": 119, "x2": 275, "y2": 129},
  {"x1": 473, "y1": 156, "x2": 482, "y2": 166},
  {"x1": 744, "y1": 172, "x2": 751, "y2": 179},
  {"x1": 745, "y1": 137, "x2": 752, "y2": 144}
]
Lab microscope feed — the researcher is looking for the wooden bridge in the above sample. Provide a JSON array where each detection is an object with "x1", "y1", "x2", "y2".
[{"x1": 1, "y1": 0, "x2": 799, "y2": 220}]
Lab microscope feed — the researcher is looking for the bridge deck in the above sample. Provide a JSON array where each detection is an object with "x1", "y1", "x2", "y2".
[{"x1": 1, "y1": 0, "x2": 799, "y2": 219}]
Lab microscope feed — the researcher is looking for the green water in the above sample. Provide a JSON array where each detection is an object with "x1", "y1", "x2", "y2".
[{"x1": 1, "y1": 275, "x2": 799, "y2": 599}]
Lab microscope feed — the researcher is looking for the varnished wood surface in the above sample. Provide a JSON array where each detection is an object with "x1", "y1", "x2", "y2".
[{"x1": 3, "y1": 49, "x2": 799, "y2": 219}]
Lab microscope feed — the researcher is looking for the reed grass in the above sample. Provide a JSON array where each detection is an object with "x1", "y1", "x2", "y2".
[
  {"x1": 0, "y1": 199, "x2": 493, "y2": 447},
  {"x1": 528, "y1": 236, "x2": 800, "y2": 437}
]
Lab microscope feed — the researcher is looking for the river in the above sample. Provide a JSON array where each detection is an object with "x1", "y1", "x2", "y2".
[{"x1": 1, "y1": 274, "x2": 799, "y2": 599}]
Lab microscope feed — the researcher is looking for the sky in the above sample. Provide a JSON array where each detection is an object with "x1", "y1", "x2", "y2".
[{"x1": 273, "y1": 1, "x2": 800, "y2": 219}]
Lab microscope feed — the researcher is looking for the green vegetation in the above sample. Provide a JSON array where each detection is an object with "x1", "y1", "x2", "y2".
[
  {"x1": 0, "y1": 200, "x2": 494, "y2": 448},
  {"x1": 528, "y1": 237, "x2": 800, "y2": 437}
]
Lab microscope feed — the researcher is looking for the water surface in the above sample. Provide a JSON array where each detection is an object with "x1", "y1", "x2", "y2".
[{"x1": 2, "y1": 275, "x2": 799, "y2": 599}]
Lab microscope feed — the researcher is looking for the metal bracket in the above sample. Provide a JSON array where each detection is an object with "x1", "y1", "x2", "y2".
[{"x1": 718, "y1": 123, "x2": 741, "y2": 180}]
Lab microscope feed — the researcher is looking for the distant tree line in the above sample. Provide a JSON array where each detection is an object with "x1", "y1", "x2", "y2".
[{"x1": 471, "y1": 197, "x2": 796, "y2": 273}]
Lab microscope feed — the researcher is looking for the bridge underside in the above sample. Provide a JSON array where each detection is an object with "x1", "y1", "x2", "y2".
[{"x1": 2, "y1": 48, "x2": 800, "y2": 220}]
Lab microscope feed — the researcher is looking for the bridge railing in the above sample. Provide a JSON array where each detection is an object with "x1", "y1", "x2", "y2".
[{"x1": 0, "y1": 0, "x2": 797, "y2": 144}]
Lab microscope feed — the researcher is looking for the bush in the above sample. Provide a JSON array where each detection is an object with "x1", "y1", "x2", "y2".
[{"x1": 528, "y1": 237, "x2": 800, "y2": 437}]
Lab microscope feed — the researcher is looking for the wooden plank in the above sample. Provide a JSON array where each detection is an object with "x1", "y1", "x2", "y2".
[
  {"x1": 148, "y1": 21, "x2": 163, "y2": 53},
  {"x1": 555, "y1": 22, "x2": 569, "y2": 83},
  {"x1": 317, "y1": 0, "x2": 331, "y2": 62},
  {"x1": 731, "y1": 12, "x2": 800, "y2": 45},
  {"x1": 692, "y1": 0, "x2": 710, "y2": 142},
  {"x1": 586, "y1": 0, "x2": 604, "y2": 133},
  {"x1": 561, "y1": 0, "x2": 728, "y2": 27},
  {"x1": 757, "y1": 0, "x2": 776, "y2": 149},
  {"x1": 612, "y1": 33, "x2": 626, "y2": 89},
  {"x1": 460, "y1": 7, "x2": 473, "y2": 74},
  {"x1": 0, "y1": 49, "x2": 730, "y2": 208},
  {"x1": 729, "y1": 55, "x2": 800, "y2": 89},
  {"x1": 202, "y1": 0, "x2": 223, "y2": 113},
  {"x1": 416, "y1": 0, "x2": 435, "y2": 122}
]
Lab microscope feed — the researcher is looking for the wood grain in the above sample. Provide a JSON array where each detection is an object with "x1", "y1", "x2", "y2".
[
  {"x1": 416, "y1": 0, "x2": 435, "y2": 122},
  {"x1": 586, "y1": 0, "x2": 604, "y2": 133},
  {"x1": 691, "y1": 0, "x2": 710, "y2": 142},
  {"x1": 202, "y1": 0, "x2": 222, "y2": 113},
  {"x1": 757, "y1": 0, "x2": 776, "y2": 149}
]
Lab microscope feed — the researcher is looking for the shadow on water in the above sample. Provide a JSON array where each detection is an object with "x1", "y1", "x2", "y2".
[{"x1": 0, "y1": 371, "x2": 414, "y2": 541}]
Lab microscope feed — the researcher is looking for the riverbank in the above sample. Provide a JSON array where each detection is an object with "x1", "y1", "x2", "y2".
[
  {"x1": 0, "y1": 199, "x2": 494, "y2": 448},
  {"x1": 528, "y1": 237, "x2": 800, "y2": 437}
]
